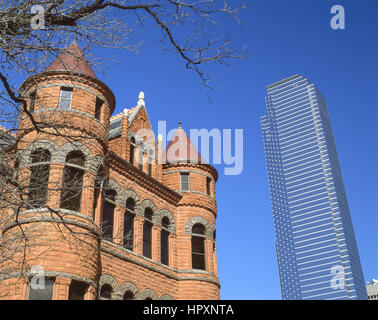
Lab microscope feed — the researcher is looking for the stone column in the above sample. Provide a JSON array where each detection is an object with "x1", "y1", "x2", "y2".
[
  {"x1": 113, "y1": 205, "x2": 123, "y2": 245},
  {"x1": 20, "y1": 278, "x2": 29, "y2": 300},
  {"x1": 81, "y1": 171, "x2": 95, "y2": 218},
  {"x1": 213, "y1": 242, "x2": 218, "y2": 275},
  {"x1": 47, "y1": 164, "x2": 64, "y2": 208},
  {"x1": 94, "y1": 187, "x2": 104, "y2": 226},
  {"x1": 152, "y1": 225, "x2": 161, "y2": 262},
  {"x1": 133, "y1": 216, "x2": 144, "y2": 255},
  {"x1": 169, "y1": 233, "x2": 176, "y2": 268},
  {"x1": 84, "y1": 285, "x2": 97, "y2": 300},
  {"x1": 53, "y1": 277, "x2": 71, "y2": 300},
  {"x1": 205, "y1": 238, "x2": 212, "y2": 273}
]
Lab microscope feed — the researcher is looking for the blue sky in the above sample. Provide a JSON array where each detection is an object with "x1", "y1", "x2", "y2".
[{"x1": 92, "y1": 1, "x2": 378, "y2": 299}]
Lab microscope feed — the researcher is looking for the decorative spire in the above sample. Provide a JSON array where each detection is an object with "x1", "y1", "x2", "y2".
[
  {"x1": 137, "y1": 91, "x2": 145, "y2": 107},
  {"x1": 178, "y1": 120, "x2": 182, "y2": 128}
]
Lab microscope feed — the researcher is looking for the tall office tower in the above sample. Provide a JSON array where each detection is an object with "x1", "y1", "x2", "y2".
[{"x1": 261, "y1": 74, "x2": 367, "y2": 300}]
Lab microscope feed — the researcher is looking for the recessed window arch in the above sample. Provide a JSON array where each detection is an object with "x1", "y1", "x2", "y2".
[
  {"x1": 68, "y1": 280, "x2": 88, "y2": 300},
  {"x1": 60, "y1": 150, "x2": 85, "y2": 212},
  {"x1": 191, "y1": 223, "x2": 206, "y2": 270},
  {"x1": 102, "y1": 188, "x2": 116, "y2": 241},
  {"x1": 124, "y1": 198, "x2": 135, "y2": 250},
  {"x1": 161, "y1": 217, "x2": 170, "y2": 266},
  {"x1": 28, "y1": 148, "x2": 51, "y2": 209},
  {"x1": 100, "y1": 284, "x2": 113, "y2": 300},
  {"x1": 143, "y1": 208, "x2": 153, "y2": 259},
  {"x1": 123, "y1": 290, "x2": 134, "y2": 300}
]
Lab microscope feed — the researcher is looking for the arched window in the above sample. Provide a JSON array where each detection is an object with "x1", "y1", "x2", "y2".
[
  {"x1": 28, "y1": 149, "x2": 51, "y2": 208},
  {"x1": 145, "y1": 297, "x2": 153, "y2": 300},
  {"x1": 130, "y1": 137, "x2": 135, "y2": 165},
  {"x1": 95, "y1": 97, "x2": 103, "y2": 121},
  {"x1": 213, "y1": 230, "x2": 216, "y2": 252},
  {"x1": 143, "y1": 208, "x2": 153, "y2": 259},
  {"x1": 102, "y1": 188, "x2": 116, "y2": 241},
  {"x1": 124, "y1": 198, "x2": 135, "y2": 250},
  {"x1": 60, "y1": 151, "x2": 85, "y2": 211},
  {"x1": 191, "y1": 223, "x2": 206, "y2": 270},
  {"x1": 123, "y1": 291, "x2": 134, "y2": 300},
  {"x1": 161, "y1": 217, "x2": 170, "y2": 266},
  {"x1": 100, "y1": 284, "x2": 112, "y2": 300},
  {"x1": 68, "y1": 280, "x2": 88, "y2": 300}
]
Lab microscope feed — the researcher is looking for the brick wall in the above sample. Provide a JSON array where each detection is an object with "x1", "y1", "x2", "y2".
[{"x1": 0, "y1": 70, "x2": 220, "y2": 300}]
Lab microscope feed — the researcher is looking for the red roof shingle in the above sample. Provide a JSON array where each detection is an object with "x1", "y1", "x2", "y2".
[
  {"x1": 163, "y1": 125, "x2": 204, "y2": 164},
  {"x1": 45, "y1": 40, "x2": 97, "y2": 79}
]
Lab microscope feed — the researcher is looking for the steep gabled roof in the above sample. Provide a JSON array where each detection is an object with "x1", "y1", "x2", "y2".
[
  {"x1": 45, "y1": 40, "x2": 97, "y2": 78},
  {"x1": 163, "y1": 123, "x2": 204, "y2": 164}
]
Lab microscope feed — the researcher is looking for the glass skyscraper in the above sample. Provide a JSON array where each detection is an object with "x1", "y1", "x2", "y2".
[{"x1": 261, "y1": 74, "x2": 367, "y2": 300}]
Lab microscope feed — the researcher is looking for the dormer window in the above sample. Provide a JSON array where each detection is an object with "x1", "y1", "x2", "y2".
[{"x1": 59, "y1": 87, "x2": 73, "y2": 110}]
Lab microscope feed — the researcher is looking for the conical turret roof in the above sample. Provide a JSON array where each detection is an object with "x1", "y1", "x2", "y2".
[
  {"x1": 164, "y1": 123, "x2": 204, "y2": 164},
  {"x1": 45, "y1": 40, "x2": 97, "y2": 78}
]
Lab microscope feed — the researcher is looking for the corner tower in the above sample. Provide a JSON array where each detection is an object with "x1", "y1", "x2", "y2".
[
  {"x1": 0, "y1": 41, "x2": 115, "y2": 299},
  {"x1": 162, "y1": 123, "x2": 220, "y2": 299}
]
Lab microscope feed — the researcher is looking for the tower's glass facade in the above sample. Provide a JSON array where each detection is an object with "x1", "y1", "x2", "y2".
[{"x1": 261, "y1": 75, "x2": 367, "y2": 300}]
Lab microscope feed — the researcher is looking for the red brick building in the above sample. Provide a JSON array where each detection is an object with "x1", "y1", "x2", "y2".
[{"x1": 0, "y1": 41, "x2": 219, "y2": 300}]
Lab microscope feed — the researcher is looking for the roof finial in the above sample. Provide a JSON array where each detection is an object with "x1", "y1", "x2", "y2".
[
  {"x1": 178, "y1": 109, "x2": 182, "y2": 128},
  {"x1": 137, "y1": 91, "x2": 145, "y2": 107}
]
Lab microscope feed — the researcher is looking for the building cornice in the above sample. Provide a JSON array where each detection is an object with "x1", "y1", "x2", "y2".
[
  {"x1": 19, "y1": 71, "x2": 116, "y2": 114},
  {"x1": 163, "y1": 162, "x2": 218, "y2": 182}
]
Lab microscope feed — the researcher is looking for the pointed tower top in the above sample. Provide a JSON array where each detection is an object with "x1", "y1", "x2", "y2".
[
  {"x1": 178, "y1": 120, "x2": 182, "y2": 128},
  {"x1": 45, "y1": 40, "x2": 97, "y2": 79},
  {"x1": 163, "y1": 125, "x2": 204, "y2": 164}
]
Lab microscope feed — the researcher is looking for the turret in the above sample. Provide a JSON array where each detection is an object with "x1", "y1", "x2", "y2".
[
  {"x1": 0, "y1": 41, "x2": 115, "y2": 299},
  {"x1": 162, "y1": 123, "x2": 219, "y2": 299}
]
